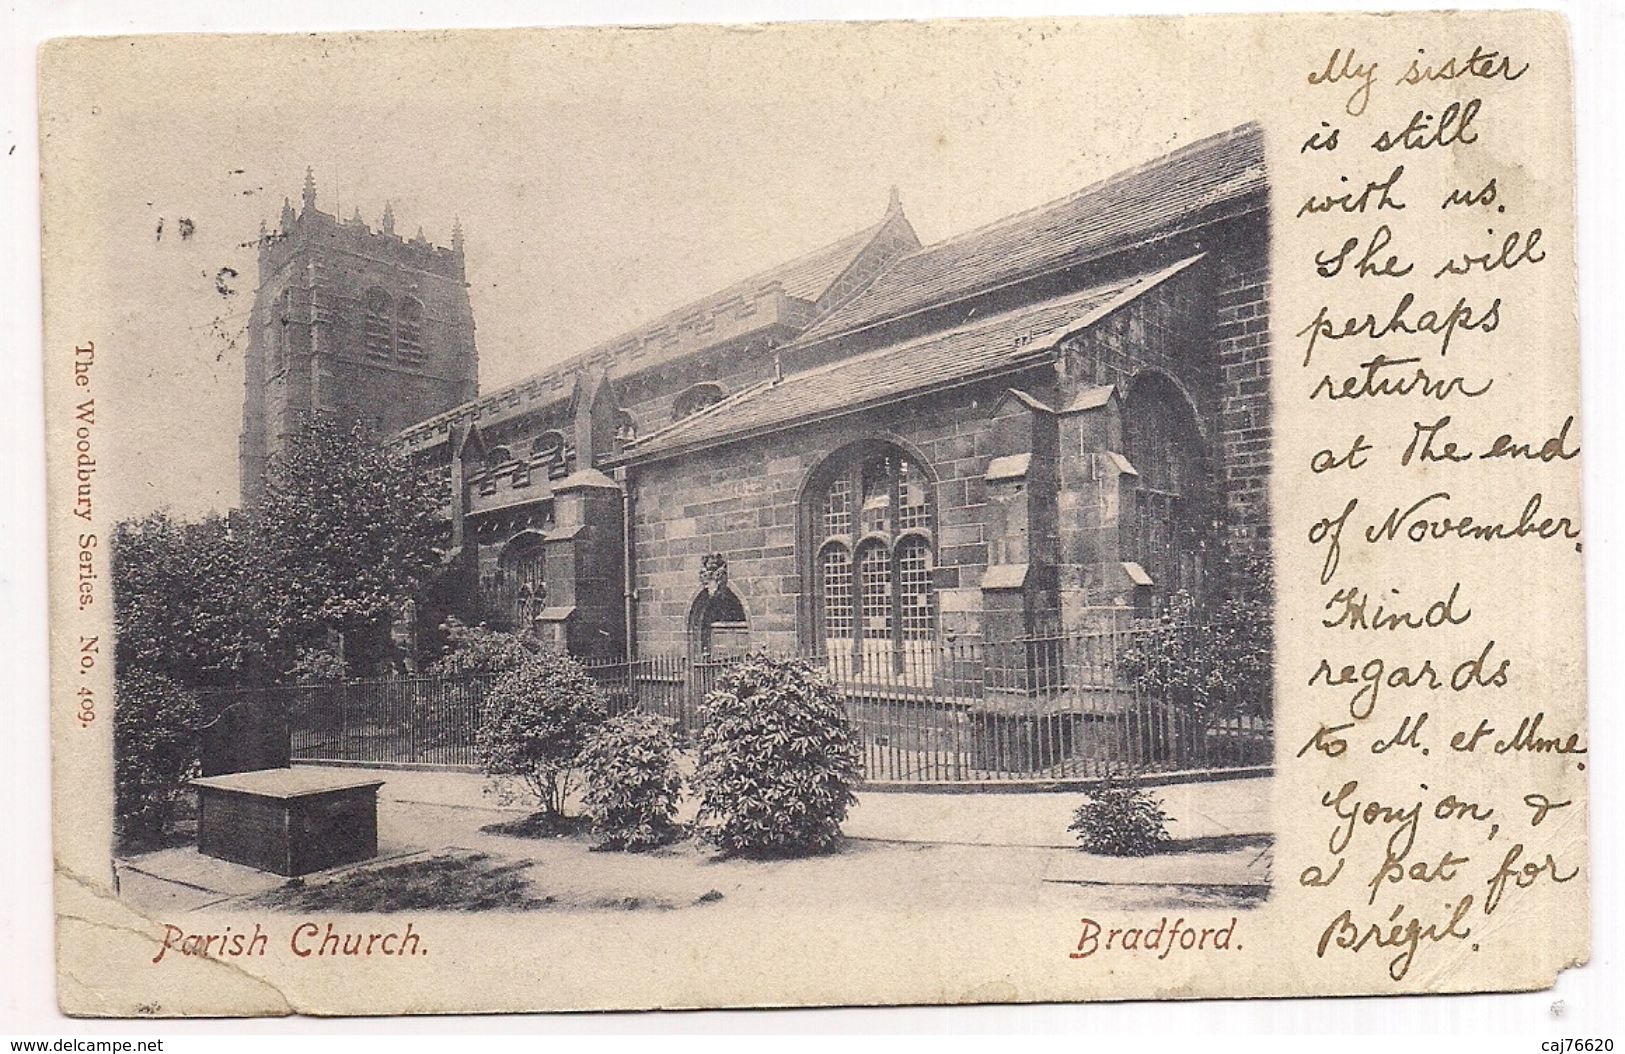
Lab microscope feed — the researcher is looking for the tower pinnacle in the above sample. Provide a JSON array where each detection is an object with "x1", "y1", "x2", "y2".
[
  {"x1": 451, "y1": 216, "x2": 465, "y2": 254},
  {"x1": 302, "y1": 167, "x2": 317, "y2": 212},
  {"x1": 381, "y1": 201, "x2": 396, "y2": 235}
]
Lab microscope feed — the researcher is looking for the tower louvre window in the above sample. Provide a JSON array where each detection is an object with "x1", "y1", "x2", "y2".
[
  {"x1": 396, "y1": 297, "x2": 425, "y2": 366},
  {"x1": 363, "y1": 288, "x2": 394, "y2": 361},
  {"x1": 267, "y1": 289, "x2": 292, "y2": 376}
]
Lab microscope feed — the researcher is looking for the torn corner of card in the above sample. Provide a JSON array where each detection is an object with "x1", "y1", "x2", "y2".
[{"x1": 37, "y1": 10, "x2": 1586, "y2": 1017}]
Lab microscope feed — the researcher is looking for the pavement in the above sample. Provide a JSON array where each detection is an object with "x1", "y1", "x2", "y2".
[
  {"x1": 115, "y1": 766, "x2": 1274, "y2": 913},
  {"x1": 273, "y1": 764, "x2": 1272, "y2": 848}
]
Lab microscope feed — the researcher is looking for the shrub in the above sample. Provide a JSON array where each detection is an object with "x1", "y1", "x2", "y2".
[
  {"x1": 1119, "y1": 555, "x2": 1274, "y2": 721},
  {"x1": 692, "y1": 656, "x2": 860, "y2": 856},
  {"x1": 286, "y1": 646, "x2": 347, "y2": 686},
  {"x1": 580, "y1": 712, "x2": 683, "y2": 851},
  {"x1": 475, "y1": 650, "x2": 606, "y2": 818},
  {"x1": 115, "y1": 667, "x2": 202, "y2": 844},
  {"x1": 1069, "y1": 772, "x2": 1172, "y2": 856},
  {"x1": 428, "y1": 618, "x2": 537, "y2": 679}
]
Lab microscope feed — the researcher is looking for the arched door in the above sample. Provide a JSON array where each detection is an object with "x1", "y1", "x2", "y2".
[
  {"x1": 686, "y1": 585, "x2": 750, "y2": 706},
  {"x1": 1122, "y1": 372, "x2": 1214, "y2": 610},
  {"x1": 688, "y1": 585, "x2": 750, "y2": 660}
]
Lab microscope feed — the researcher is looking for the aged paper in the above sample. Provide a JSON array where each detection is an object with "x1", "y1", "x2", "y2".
[{"x1": 40, "y1": 11, "x2": 1587, "y2": 1016}]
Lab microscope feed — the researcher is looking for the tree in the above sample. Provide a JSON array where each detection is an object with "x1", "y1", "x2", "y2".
[
  {"x1": 111, "y1": 511, "x2": 265, "y2": 689},
  {"x1": 254, "y1": 417, "x2": 447, "y2": 674}
]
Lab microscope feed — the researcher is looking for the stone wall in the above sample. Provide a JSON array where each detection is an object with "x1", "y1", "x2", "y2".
[
  {"x1": 1211, "y1": 212, "x2": 1273, "y2": 555},
  {"x1": 626, "y1": 372, "x2": 1040, "y2": 655},
  {"x1": 625, "y1": 220, "x2": 1273, "y2": 656}
]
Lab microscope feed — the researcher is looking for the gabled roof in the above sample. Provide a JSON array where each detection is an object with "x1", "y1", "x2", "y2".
[
  {"x1": 618, "y1": 255, "x2": 1201, "y2": 465},
  {"x1": 794, "y1": 122, "x2": 1265, "y2": 348},
  {"x1": 711, "y1": 216, "x2": 897, "y2": 304}
]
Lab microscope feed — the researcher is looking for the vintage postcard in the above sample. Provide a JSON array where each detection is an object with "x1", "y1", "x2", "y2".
[{"x1": 40, "y1": 11, "x2": 1587, "y2": 1016}]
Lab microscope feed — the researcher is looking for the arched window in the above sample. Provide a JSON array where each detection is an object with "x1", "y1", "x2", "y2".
[
  {"x1": 615, "y1": 410, "x2": 638, "y2": 445},
  {"x1": 672, "y1": 382, "x2": 724, "y2": 422},
  {"x1": 807, "y1": 442, "x2": 936, "y2": 681},
  {"x1": 531, "y1": 429, "x2": 567, "y2": 476},
  {"x1": 396, "y1": 297, "x2": 425, "y2": 366},
  {"x1": 363, "y1": 288, "x2": 393, "y2": 361},
  {"x1": 1123, "y1": 371, "x2": 1213, "y2": 609}
]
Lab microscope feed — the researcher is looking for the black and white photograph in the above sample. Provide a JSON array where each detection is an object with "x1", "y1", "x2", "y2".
[{"x1": 106, "y1": 85, "x2": 1276, "y2": 939}]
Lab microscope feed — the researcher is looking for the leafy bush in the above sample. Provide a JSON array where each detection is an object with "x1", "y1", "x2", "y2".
[
  {"x1": 115, "y1": 667, "x2": 202, "y2": 844},
  {"x1": 287, "y1": 646, "x2": 347, "y2": 685},
  {"x1": 1119, "y1": 555, "x2": 1274, "y2": 720},
  {"x1": 692, "y1": 656, "x2": 860, "y2": 856},
  {"x1": 580, "y1": 712, "x2": 683, "y2": 851},
  {"x1": 428, "y1": 618, "x2": 536, "y2": 679},
  {"x1": 475, "y1": 650, "x2": 606, "y2": 818},
  {"x1": 1069, "y1": 772, "x2": 1172, "y2": 856}
]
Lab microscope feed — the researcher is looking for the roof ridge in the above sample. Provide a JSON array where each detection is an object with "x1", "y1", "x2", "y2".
[
  {"x1": 889, "y1": 122, "x2": 1260, "y2": 264},
  {"x1": 789, "y1": 122, "x2": 1264, "y2": 349},
  {"x1": 781, "y1": 272, "x2": 1137, "y2": 378}
]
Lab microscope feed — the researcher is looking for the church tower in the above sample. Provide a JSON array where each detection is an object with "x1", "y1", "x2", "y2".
[{"x1": 239, "y1": 169, "x2": 478, "y2": 506}]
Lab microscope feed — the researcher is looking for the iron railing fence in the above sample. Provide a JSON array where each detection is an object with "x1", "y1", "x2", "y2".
[{"x1": 197, "y1": 623, "x2": 1272, "y2": 783}]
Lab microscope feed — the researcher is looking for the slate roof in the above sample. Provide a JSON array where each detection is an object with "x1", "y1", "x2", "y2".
[
  {"x1": 711, "y1": 218, "x2": 893, "y2": 304},
  {"x1": 619, "y1": 256, "x2": 1201, "y2": 464},
  {"x1": 794, "y1": 122, "x2": 1264, "y2": 347}
]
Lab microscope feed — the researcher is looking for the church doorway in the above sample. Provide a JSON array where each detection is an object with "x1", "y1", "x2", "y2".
[
  {"x1": 687, "y1": 584, "x2": 751, "y2": 704},
  {"x1": 687, "y1": 585, "x2": 751, "y2": 660}
]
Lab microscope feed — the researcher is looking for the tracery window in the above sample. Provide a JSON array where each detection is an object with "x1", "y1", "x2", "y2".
[
  {"x1": 363, "y1": 288, "x2": 394, "y2": 361},
  {"x1": 808, "y1": 442, "x2": 936, "y2": 681}
]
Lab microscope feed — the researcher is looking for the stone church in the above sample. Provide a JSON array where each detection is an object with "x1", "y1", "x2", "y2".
[{"x1": 240, "y1": 122, "x2": 1271, "y2": 672}]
